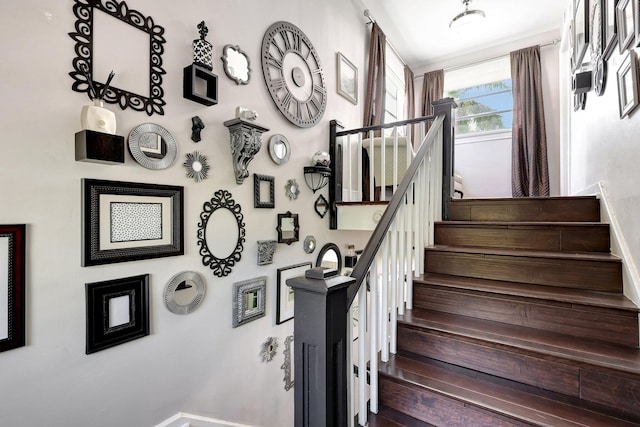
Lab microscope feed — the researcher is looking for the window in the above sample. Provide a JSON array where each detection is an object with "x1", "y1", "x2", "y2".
[
  {"x1": 384, "y1": 45, "x2": 406, "y2": 134},
  {"x1": 444, "y1": 56, "x2": 512, "y2": 137},
  {"x1": 446, "y1": 79, "x2": 513, "y2": 135}
]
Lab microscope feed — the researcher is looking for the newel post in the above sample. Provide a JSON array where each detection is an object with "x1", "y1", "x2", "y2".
[
  {"x1": 431, "y1": 97, "x2": 457, "y2": 221},
  {"x1": 287, "y1": 268, "x2": 356, "y2": 427}
]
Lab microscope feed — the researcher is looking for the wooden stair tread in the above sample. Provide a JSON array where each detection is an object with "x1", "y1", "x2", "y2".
[
  {"x1": 415, "y1": 273, "x2": 639, "y2": 312},
  {"x1": 399, "y1": 309, "x2": 640, "y2": 376},
  {"x1": 380, "y1": 354, "x2": 640, "y2": 427},
  {"x1": 427, "y1": 245, "x2": 622, "y2": 262},
  {"x1": 436, "y1": 220, "x2": 608, "y2": 227},
  {"x1": 367, "y1": 406, "x2": 435, "y2": 427}
]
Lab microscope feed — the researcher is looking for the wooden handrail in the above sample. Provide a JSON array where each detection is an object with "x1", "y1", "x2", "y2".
[
  {"x1": 346, "y1": 114, "x2": 445, "y2": 308},
  {"x1": 335, "y1": 115, "x2": 436, "y2": 137}
]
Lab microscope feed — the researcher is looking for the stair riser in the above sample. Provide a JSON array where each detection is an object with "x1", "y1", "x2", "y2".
[
  {"x1": 398, "y1": 326, "x2": 580, "y2": 397},
  {"x1": 424, "y1": 251, "x2": 622, "y2": 293},
  {"x1": 434, "y1": 224, "x2": 610, "y2": 253},
  {"x1": 450, "y1": 198, "x2": 600, "y2": 222},
  {"x1": 413, "y1": 285, "x2": 640, "y2": 347},
  {"x1": 379, "y1": 378, "x2": 529, "y2": 427},
  {"x1": 398, "y1": 326, "x2": 640, "y2": 418}
]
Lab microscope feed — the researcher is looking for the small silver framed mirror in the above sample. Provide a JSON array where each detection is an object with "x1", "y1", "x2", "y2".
[
  {"x1": 303, "y1": 235, "x2": 316, "y2": 254},
  {"x1": 164, "y1": 271, "x2": 206, "y2": 315},
  {"x1": 128, "y1": 123, "x2": 177, "y2": 170},
  {"x1": 221, "y1": 44, "x2": 251, "y2": 85},
  {"x1": 269, "y1": 134, "x2": 291, "y2": 165}
]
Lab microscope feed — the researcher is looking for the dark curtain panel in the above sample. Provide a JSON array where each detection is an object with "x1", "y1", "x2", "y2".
[
  {"x1": 363, "y1": 23, "x2": 386, "y2": 128},
  {"x1": 510, "y1": 45, "x2": 549, "y2": 197},
  {"x1": 420, "y1": 69, "x2": 444, "y2": 135},
  {"x1": 362, "y1": 23, "x2": 386, "y2": 200},
  {"x1": 404, "y1": 65, "x2": 416, "y2": 144}
]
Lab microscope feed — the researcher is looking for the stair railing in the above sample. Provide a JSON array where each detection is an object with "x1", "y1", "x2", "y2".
[{"x1": 287, "y1": 98, "x2": 456, "y2": 427}]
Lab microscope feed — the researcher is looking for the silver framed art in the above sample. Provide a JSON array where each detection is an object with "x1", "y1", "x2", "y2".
[
  {"x1": 164, "y1": 271, "x2": 206, "y2": 315},
  {"x1": 281, "y1": 334, "x2": 294, "y2": 391},
  {"x1": 81, "y1": 179, "x2": 184, "y2": 266},
  {"x1": 232, "y1": 277, "x2": 267, "y2": 328},
  {"x1": 617, "y1": 50, "x2": 639, "y2": 118},
  {"x1": 617, "y1": 0, "x2": 634, "y2": 52},
  {"x1": 257, "y1": 240, "x2": 277, "y2": 266},
  {"x1": 268, "y1": 134, "x2": 291, "y2": 165},
  {"x1": 128, "y1": 123, "x2": 177, "y2": 170},
  {"x1": 337, "y1": 52, "x2": 358, "y2": 104}
]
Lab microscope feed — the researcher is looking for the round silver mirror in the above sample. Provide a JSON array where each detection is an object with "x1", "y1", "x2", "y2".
[
  {"x1": 304, "y1": 235, "x2": 316, "y2": 254},
  {"x1": 164, "y1": 271, "x2": 206, "y2": 315},
  {"x1": 128, "y1": 123, "x2": 177, "y2": 170},
  {"x1": 269, "y1": 134, "x2": 291, "y2": 165},
  {"x1": 222, "y1": 44, "x2": 251, "y2": 85}
]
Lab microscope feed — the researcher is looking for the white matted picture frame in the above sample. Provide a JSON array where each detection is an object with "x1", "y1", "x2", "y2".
[
  {"x1": 276, "y1": 262, "x2": 311, "y2": 324},
  {"x1": 81, "y1": 179, "x2": 184, "y2": 266},
  {"x1": 337, "y1": 52, "x2": 358, "y2": 104}
]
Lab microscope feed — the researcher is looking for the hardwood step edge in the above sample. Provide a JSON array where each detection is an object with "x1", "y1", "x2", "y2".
[
  {"x1": 435, "y1": 221, "x2": 608, "y2": 227},
  {"x1": 414, "y1": 273, "x2": 640, "y2": 312},
  {"x1": 399, "y1": 309, "x2": 640, "y2": 377},
  {"x1": 426, "y1": 245, "x2": 622, "y2": 262},
  {"x1": 451, "y1": 196, "x2": 599, "y2": 203},
  {"x1": 380, "y1": 354, "x2": 640, "y2": 427}
]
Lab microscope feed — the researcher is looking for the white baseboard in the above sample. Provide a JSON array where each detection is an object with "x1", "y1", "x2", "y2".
[
  {"x1": 573, "y1": 181, "x2": 640, "y2": 306},
  {"x1": 155, "y1": 413, "x2": 255, "y2": 427}
]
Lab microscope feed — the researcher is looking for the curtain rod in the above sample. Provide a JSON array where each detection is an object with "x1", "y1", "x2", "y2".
[
  {"x1": 363, "y1": 9, "x2": 407, "y2": 67},
  {"x1": 442, "y1": 39, "x2": 560, "y2": 73}
]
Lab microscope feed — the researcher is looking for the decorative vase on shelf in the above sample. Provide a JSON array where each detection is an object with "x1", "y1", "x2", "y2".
[{"x1": 80, "y1": 98, "x2": 116, "y2": 135}]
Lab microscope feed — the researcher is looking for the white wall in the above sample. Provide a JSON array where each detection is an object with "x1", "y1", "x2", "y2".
[
  {"x1": 569, "y1": 43, "x2": 640, "y2": 304},
  {"x1": 0, "y1": 2, "x2": 370, "y2": 426}
]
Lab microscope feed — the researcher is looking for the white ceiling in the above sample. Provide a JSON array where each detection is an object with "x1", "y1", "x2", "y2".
[{"x1": 357, "y1": 0, "x2": 570, "y2": 70}]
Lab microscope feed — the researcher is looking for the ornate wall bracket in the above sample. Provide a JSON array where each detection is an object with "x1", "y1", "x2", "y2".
[{"x1": 223, "y1": 118, "x2": 269, "y2": 184}]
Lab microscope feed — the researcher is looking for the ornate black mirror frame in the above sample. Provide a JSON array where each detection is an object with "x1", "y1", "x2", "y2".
[
  {"x1": 314, "y1": 194, "x2": 329, "y2": 218},
  {"x1": 254, "y1": 174, "x2": 275, "y2": 208},
  {"x1": 276, "y1": 211, "x2": 299, "y2": 245},
  {"x1": 315, "y1": 242, "x2": 342, "y2": 273},
  {"x1": 69, "y1": 0, "x2": 166, "y2": 115},
  {"x1": 197, "y1": 189, "x2": 245, "y2": 277}
]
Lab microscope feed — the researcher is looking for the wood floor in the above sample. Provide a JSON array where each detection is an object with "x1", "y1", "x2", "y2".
[{"x1": 368, "y1": 197, "x2": 640, "y2": 426}]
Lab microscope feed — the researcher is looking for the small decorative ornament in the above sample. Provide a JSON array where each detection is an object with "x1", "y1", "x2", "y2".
[
  {"x1": 79, "y1": 66, "x2": 117, "y2": 134},
  {"x1": 224, "y1": 114, "x2": 269, "y2": 184},
  {"x1": 285, "y1": 179, "x2": 300, "y2": 200},
  {"x1": 260, "y1": 337, "x2": 278, "y2": 362},
  {"x1": 183, "y1": 151, "x2": 210, "y2": 183},
  {"x1": 257, "y1": 240, "x2": 277, "y2": 265},
  {"x1": 193, "y1": 21, "x2": 213, "y2": 70},
  {"x1": 191, "y1": 116, "x2": 205, "y2": 142},
  {"x1": 235, "y1": 106, "x2": 258, "y2": 121},
  {"x1": 312, "y1": 151, "x2": 331, "y2": 167},
  {"x1": 281, "y1": 335, "x2": 294, "y2": 391}
]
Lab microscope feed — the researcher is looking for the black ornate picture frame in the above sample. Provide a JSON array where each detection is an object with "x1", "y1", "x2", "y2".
[
  {"x1": 197, "y1": 190, "x2": 245, "y2": 277},
  {"x1": 69, "y1": 0, "x2": 166, "y2": 115},
  {"x1": 0, "y1": 225, "x2": 25, "y2": 353},
  {"x1": 276, "y1": 211, "x2": 299, "y2": 245},
  {"x1": 85, "y1": 274, "x2": 149, "y2": 354},
  {"x1": 254, "y1": 174, "x2": 275, "y2": 209},
  {"x1": 81, "y1": 179, "x2": 184, "y2": 266}
]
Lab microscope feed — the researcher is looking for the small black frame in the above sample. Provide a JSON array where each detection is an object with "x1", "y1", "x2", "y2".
[
  {"x1": 81, "y1": 178, "x2": 184, "y2": 266},
  {"x1": 0, "y1": 224, "x2": 26, "y2": 353},
  {"x1": 276, "y1": 211, "x2": 299, "y2": 245},
  {"x1": 85, "y1": 274, "x2": 149, "y2": 354},
  {"x1": 254, "y1": 174, "x2": 275, "y2": 208}
]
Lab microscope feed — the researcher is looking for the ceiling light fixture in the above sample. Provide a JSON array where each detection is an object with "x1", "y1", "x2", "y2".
[{"x1": 449, "y1": 0, "x2": 485, "y2": 29}]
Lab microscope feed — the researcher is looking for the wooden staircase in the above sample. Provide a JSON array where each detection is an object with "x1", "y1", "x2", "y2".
[{"x1": 371, "y1": 197, "x2": 640, "y2": 426}]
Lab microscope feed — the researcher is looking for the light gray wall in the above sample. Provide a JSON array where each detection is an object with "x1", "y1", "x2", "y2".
[{"x1": 0, "y1": 1, "x2": 370, "y2": 426}]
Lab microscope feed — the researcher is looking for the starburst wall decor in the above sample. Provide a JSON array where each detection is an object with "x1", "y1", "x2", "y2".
[{"x1": 183, "y1": 151, "x2": 210, "y2": 183}]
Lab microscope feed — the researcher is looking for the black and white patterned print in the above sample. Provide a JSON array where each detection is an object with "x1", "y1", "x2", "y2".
[{"x1": 110, "y1": 202, "x2": 162, "y2": 243}]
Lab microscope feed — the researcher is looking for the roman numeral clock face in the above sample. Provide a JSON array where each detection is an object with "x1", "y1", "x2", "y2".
[{"x1": 261, "y1": 21, "x2": 327, "y2": 128}]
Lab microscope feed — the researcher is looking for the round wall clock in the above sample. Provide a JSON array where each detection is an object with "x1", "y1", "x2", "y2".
[{"x1": 261, "y1": 21, "x2": 327, "y2": 128}]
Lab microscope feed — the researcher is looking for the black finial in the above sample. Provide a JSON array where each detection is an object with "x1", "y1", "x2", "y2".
[{"x1": 197, "y1": 21, "x2": 208, "y2": 40}]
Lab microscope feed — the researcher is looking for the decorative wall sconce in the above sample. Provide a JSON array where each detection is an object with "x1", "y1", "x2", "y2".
[
  {"x1": 223, "y1": 115, "x2": 269, "y2": 184},
  {"x1": 303, "y1": 151, "x2": 331, "y2": 193}
]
